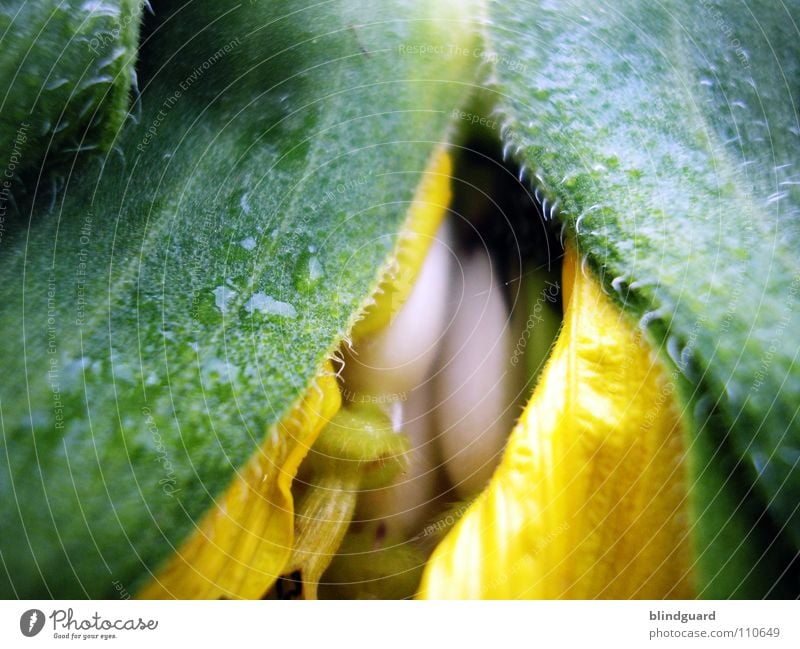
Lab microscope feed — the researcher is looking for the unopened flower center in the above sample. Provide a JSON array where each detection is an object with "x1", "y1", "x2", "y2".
[{"x1": 274, "y1": 139, "x2": 564, "y2": 599}]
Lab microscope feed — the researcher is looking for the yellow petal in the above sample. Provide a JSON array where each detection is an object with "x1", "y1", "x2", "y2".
[
  {"x1": 419, "y1": 246, "x2": 693, "y2": 599},
  {"x1": 350, "y1": 146, "x2": 452, "y2": 338},
  {"x1": 138, "y1": 361, "x2": 341, "y2": 599}
]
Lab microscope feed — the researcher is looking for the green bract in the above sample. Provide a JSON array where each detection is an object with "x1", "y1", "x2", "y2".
[
  {"x1": 0, "y1": 0, "x2": 142, "y2": 186},
  {"x1": 0, "y1": 1, "x2": 478, "y2": 597},
  {"x1": 485, "y1": 0, "x2": 799, "y2": 595}
]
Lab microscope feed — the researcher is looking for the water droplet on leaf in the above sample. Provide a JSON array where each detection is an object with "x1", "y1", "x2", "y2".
[{"x1": 293, "y1": 251, "x2": 325, "y2": 293}]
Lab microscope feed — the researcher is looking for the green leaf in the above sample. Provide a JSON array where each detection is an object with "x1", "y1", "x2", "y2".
[
  {"x1": 0, "y1": 0, "x2": 478, "y2": 597},
  {"x1": 0, "y1": 1, "x2": 143, "y2": 189},
  {"x1": 486, "y1": 0, "x2": 799, "y2": 594}
]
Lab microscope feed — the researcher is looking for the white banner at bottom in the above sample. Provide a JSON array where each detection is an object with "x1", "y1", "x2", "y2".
[{"x1": 0, "y1": 600, "x2": 796, "y2": 648}]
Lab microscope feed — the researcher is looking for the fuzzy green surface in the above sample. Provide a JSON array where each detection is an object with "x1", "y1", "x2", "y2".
[
  {"x1": 0, "y1": 0, "x2": 478, "y2": 597},
  {"x1": 0, "y1": 0, "x2": 142, "y2": 190},
  {"x1": 306, "y1": 405, "x2": 410, "y2": 488},
  {"x1": 486, "y1": 0, "x2": 799, "y2": 595}
]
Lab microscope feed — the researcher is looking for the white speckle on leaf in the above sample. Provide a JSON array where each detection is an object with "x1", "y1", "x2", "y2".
[
  {"x1": 666, "y1": 335, "x2": 682, "y2": 368},
  {"x1": 240, "y1": 192, "x2": 251, "y2": 214},
  {"x1": 213, "y1": 285, "x2": 237, "y2": 314},
  {"x1": 245, "y1": 292, "x2": 297, "y2": 318},
  {"x1": 638, "y1": 308, "x2": 664, "y2": 332},
  {"x1": 240, "y1": 236, "x2": 257, "y2": 251},
  {"x1": 202, "y1": 357, "x2": 236, "y2": 384},
  {"x1": 611, "y1": 275, "x2": 628, "y2": 293},
  {"x1": 766, "y1": 191, "x2": 789, "y2": 205},
  {"x1": 45, "y1": 78, "x2": 69, "y2": 91}
]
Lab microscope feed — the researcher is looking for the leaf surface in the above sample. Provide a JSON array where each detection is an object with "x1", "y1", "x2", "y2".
[{"x1": 0, "y1": 0, "x2": 479, "y2": 597}]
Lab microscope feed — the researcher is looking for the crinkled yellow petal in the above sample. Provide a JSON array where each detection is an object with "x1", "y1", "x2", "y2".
[
  {"x1": 419, "y1": 246, "x2": 693, "y2": 599},
  {"x1": 138, "y1": 362, "x2": 341, "y2": 599},
  {"x1": 351, "y1": 146, "x2": 451, "y2": 339}
]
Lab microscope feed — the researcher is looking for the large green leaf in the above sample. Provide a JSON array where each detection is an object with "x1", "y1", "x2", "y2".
[
  {"x1": 0, "y1": 1, "x2": 143, "y2": 192},
  {"x1": 485, "y1": 0, "x2": 799, "y2": 594},
  {"x1": 0, "y1": 0, "x2": 478, "y2": 597}
]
